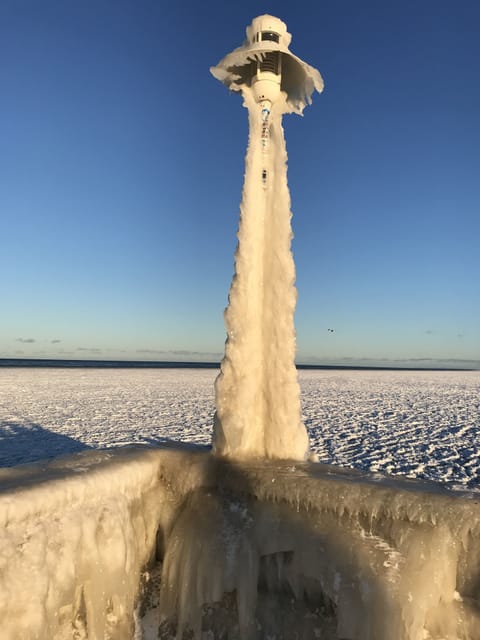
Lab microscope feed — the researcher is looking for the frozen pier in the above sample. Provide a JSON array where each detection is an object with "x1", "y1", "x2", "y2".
[{"x1": 1, "y1": 444, "x2": 479, "y2": 639}]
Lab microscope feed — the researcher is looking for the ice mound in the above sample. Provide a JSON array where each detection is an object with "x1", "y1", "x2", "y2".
[
  {"x1": 2, "y1": 445, "x2": 480, "y2": 639},
  {"x1": 157, "y1": 455, "x2": 480, "y2": 639},
  {"x1": 0, "y1": 446, "x2": 194, "y2": 640}
]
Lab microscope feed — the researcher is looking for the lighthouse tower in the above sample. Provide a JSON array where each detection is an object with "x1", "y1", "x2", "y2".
[{"x1": 211, "y1": 16, "x2": 323, "y2": 460}]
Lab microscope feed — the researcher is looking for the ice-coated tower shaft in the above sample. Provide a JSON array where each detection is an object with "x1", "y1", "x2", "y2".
[{"x1": 211, "y1": 15, "x2": 323, "y2": 460}]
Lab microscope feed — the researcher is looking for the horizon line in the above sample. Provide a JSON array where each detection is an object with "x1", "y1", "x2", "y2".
[{"x1": 0, "y1": 357, "x2": 478, "y2": 372}]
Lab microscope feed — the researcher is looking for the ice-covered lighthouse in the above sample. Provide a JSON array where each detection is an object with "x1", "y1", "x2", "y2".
[{"x1": 211, "y1": 16, "x2": 323, "y2": 460}]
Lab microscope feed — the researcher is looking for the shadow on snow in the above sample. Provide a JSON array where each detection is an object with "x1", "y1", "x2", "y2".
[{"x1": 0, "y1": 420, "x2": 91, "y2": 467}]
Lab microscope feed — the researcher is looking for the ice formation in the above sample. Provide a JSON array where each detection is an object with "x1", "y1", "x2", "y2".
[
  {"x1": 3, "y1": 14, "x2": 480, "y2": 640},
  {"x1": 2, "y1": 445, "x2": 480, "y2": 639},
  {"x1": 0, "y1": 447, "x2": 171, "y2": 640},
  {"x1": 211, "y1": 16, "x2": 323, "y2": 460}
]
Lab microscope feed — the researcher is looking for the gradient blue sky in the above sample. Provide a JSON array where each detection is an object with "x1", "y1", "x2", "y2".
[{"x1": 1, "y1": 0, "x2": 479, "y2": 368}]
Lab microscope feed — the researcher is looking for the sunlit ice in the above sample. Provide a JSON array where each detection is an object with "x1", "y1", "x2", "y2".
[{"x1": 1, "y1": 13, "x2": 479, "y2": 640}]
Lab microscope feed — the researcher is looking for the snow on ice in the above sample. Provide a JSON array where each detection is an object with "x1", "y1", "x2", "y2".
[{"x1": 1, "y1": 367, "x2": 478, "y2": 491}]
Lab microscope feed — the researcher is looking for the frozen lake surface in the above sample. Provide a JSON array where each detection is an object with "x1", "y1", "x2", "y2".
[{"x1": 0, "y1": 367, "x2": 479, "y2": 491}]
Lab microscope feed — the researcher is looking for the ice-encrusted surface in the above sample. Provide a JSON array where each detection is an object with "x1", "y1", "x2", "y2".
[
  {"x1": 1, "y1": 368, "x2": 479, "y2": 490},
  {"x1": 155, "y1": 454, "x2": 480, "y2": 640},
  {"x1": 1, "y1": 447, "x2": 480, "y2": 639},
  {"x1": 212, "y1": 89, "x2": 308, "y2": 460}
]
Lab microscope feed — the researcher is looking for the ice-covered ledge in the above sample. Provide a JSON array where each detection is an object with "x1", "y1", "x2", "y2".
[
  {"x1": 0, "y1": 444, "x2": 208, "y2": 640},
  {"x1": 1, "y1": 444, "x2": 480, "y2": 639}
]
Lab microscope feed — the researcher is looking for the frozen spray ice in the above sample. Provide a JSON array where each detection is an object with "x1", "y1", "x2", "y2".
[{"x1": 211, "y1": 15, "x2": 323, "y2": 460}]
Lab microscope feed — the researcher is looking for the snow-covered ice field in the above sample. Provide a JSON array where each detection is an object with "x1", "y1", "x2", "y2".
[{"x1": 1, "y1": 367, "x2": 479, "y2": 491}]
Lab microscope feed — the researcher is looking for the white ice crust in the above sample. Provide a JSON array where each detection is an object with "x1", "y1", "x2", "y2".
[
  {"x1": 1, "y1": 446, "x2": 480, "y2": 639},
  {"x1": 212, "y1": 91, "x2": 309, "y2": 460},
  {"x1": 210, "y1": 14, "x2": 323, "y2": 115},
  {"x1": 211, "y1": 16, "x2": 323, "y2": 460}
]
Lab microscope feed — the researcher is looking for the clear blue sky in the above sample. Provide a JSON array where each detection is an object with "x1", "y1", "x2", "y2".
[{"x1": 1, "y1": 0, "x2": 479, "y2": 368}]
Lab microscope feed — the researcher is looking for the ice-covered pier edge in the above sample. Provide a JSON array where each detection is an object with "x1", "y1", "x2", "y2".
[{"x1": 1, "y1": 445, "x2": 480, "y2": 639}]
